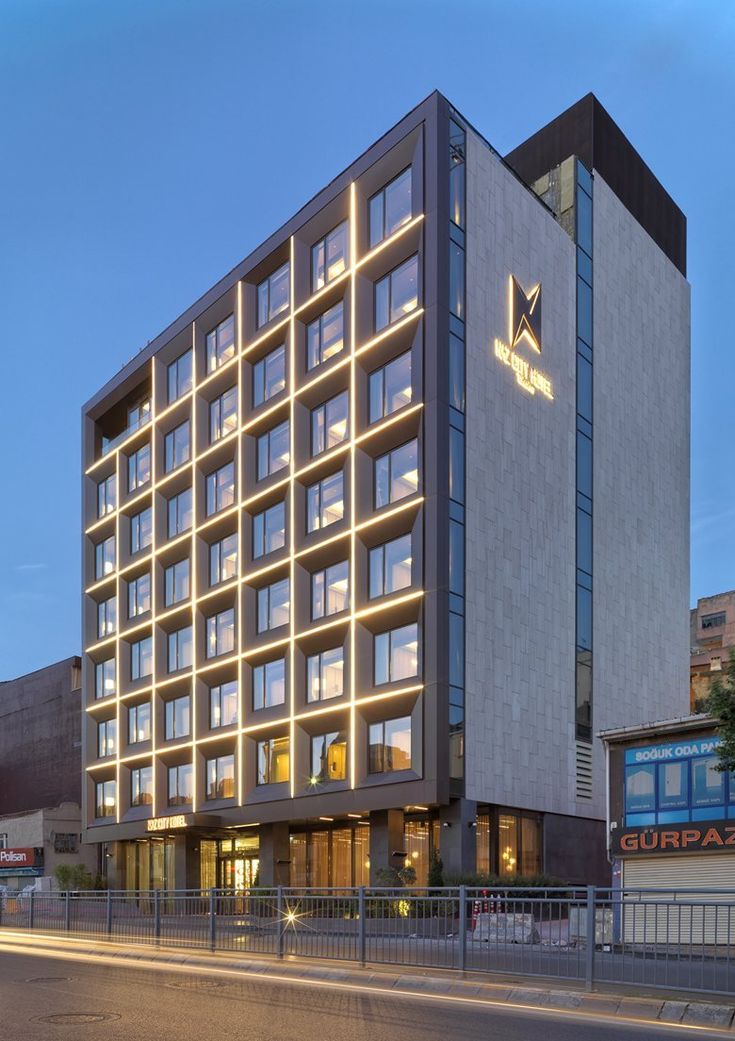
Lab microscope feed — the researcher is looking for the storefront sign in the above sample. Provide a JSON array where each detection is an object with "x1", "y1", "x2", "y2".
[
  {"x1": 146, "y1": 815, "x2": 188, "y2": 833},
  {"x1": 0, "y1": 848, "x2": 42, "y2": 870},
  {"x1": 612, "y1": 820, "x2": 735, "y2": 856},
  {"x1": 624, "y1": 737, "x2": 721, "y2": 765},
  {"x1": 493, "y1": 276, "x2": 554, "y2": 401}
]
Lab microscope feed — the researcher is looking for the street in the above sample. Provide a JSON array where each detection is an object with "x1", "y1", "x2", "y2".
[{"x1": 0, "y1": 946, "x2": 726, "y2": 1041}]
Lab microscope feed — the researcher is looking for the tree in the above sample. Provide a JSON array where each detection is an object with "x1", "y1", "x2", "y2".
[
  {"x1": 706, "y1": 649, "x2": 735, "y2": 773},
  {"x1": 427, "y1": 849, "x2": 444, "y2": 889},
  {"x1": 53, "y1": 864, "x2": 96, "y2": 892}
]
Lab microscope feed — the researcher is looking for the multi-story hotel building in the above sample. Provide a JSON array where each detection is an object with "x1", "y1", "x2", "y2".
[{"x1": 81, "y1": 92, "x2": 690, "y2": 890}]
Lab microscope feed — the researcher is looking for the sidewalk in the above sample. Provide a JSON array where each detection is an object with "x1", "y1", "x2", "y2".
[{"x1": 2, "y1": 929, "x2": 735, "y2": 1033}]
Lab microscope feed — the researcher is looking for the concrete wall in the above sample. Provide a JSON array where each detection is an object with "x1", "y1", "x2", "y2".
[{"x1": 0, "y1": 802, "x2": 97, "y2": 885}]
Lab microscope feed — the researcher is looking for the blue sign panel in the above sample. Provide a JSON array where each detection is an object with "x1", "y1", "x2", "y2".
[{"x1": 625, "y1": 737, "x2": 721, "y2": 765}]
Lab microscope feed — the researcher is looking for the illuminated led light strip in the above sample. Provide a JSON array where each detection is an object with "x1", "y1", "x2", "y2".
[
  {"x1": 197, "y1": 653, "x2": 239, "y2": 675},
  {"x1": 149, "y1": 356, "x2": 158, "y2": 817},
  {"x1": 293, "y1": 528, "x2": 349, "y2": 561},
  {"x1": 288, "y1": 236, "x2": 297, "y2": 799},
  {"x1": 293, "y1": 353, "x2": 350, "y2": 399},
  {"x1": 236, "y1": 281, "x2": 244, "y2": 805},
  {"x1": 293, "y1": 268, "x2": 349, "y2": 317},
  {"x1": 241, "y1": 556, "x2": 288, "y2": 586},
  {"x1": 194, "y1": 427, "x2": 239, "y2": 467},
  {"x1": 117, "y1": 553, "x2": 153, "y2": 580},
  {"x1": 190, "y1": 317, "x2": 199, "y2": 814},
  {"x1": 195, "y1": 575, "x2": 239, "y2": 605},
  {"x1": 84, "y1": 418, "x2": 152, "y2": 477},
  {"x1": 241, "y1": 396, "x2": 289, "y2": 435},
  {"x1": 85, "y1": 634, "x2": 116, "y2": 655},
  {"x1": 354, "y1": 683, "x2": 423, "y2": 708},
  {"x1": 354, "y1": 402, "x2": 423, "y2": 447},
  {"x1": 354, "y1": 307, "x2": 423, "y2": 360},
  {"x1": 354, "y1": 495, "x2": 424, "y2": 532},
  {"x1": 196, "y1": 504, "x2": 239, "y2": 534},
  {"x1": 241, "y1": 474, "x2": 290, "y2": 510},
  {"x1": 354, "y1": 213, "x2": 424, "y2": 271},
  {"x1": 355, "y1": 589, "x2": 423, "y2": 621},
  {"x1": 241, "y1": 313, "x2": 290, "y2": 360},
  {"x1": 84, "y1": 572, "x2": 116, "y2": 596},
  {"x1": 85, "y1": 512, "x2": 116, "y2": 537},
  {"x1": 349, "y1": 182, "x2": 358, "y2": 790},
  {"x1": 196, "y1": 351, "x2": 239, "y2": 394},
  {"x1": 293, "y1": 441, "x2": 350, "y2": 483},
  {"x1": 239, "y1": 633, "x2": 290, "y2": 660},
  {"x1": 155, "y1": 389, "x2": 194, "y2": 425}
]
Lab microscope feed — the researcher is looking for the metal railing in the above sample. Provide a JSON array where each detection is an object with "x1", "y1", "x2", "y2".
[{"x1": 1, "y1": 886, "x2": 733, "y2": 997}]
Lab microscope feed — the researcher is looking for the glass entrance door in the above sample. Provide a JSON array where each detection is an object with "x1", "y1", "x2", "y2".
[{"x1": 220, "y1": 855, "x2": 259, "y2": 891}]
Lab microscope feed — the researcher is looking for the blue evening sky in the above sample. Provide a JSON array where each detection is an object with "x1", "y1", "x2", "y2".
[{"x1": 1, "y1": 0, "x2": 733, "y2": 677}]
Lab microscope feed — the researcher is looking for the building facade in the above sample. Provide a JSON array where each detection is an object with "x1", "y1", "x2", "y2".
[
  {"x1": 81, "y1": 92, "x2": 690, "y2": 891},
  {"x1": 0, "y1": 803, "x2": 97, "y2": 891},
  {"x1": 690, "y1": 591, "x2": 735, "y2": 712}
]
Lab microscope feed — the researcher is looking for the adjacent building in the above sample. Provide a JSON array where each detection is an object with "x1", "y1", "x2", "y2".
[
  {"x1": 690, "y1": 591, "x2": 735, "y2": 712},
  {"x1": 81, "y1": 91, "x2": 690, "y2": 891}
]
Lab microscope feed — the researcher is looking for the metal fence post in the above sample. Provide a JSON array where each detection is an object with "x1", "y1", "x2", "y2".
[
  {"x1": 29, "y1": 890, "x2": 35, "y2": 931},
  {"x1": 358, "y1": 887, "x2": 366, "y2": 966},
  {"x1": 209, "y1": 888, "x2": 216, "y2": 951},
  {"x1": 585, "y1": 885, "x2": 596, "y2": 991},
  {"x1": 64, "y1": 891, "x2": 71, "y2": 932},
  {"x1": 154, "y1": 889, "x2": 161, "y2": 943},
  {"x1": 459, "y1": 885, "x2": 467, "y2": 972},
  {"x1": 106, "y1": 890, "x2": 113, "y2": 936},
  {"x1": 276, "y1": 886, "x2": 284, "y2": 959}
]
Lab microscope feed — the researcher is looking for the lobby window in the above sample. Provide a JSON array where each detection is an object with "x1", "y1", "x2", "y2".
[
  {"x1": 312, "y1": 221, "x2": 349, "y2": 291},
  {"x1": 307, "y1": 301, "x2": 345, "y2": 370},
  {"x1": 311, "y1": 560, "x2": 349, "y2": 620},
  {"x1": 369, "y1": 533, "x2": 412, "y2": 599},
  {"x1": 375, "y1": 439, "x2": 418, "y2": 508},
  {"x1": 131, "y1": 636, "x2": 152, "y2": 682},
  {"x1": 257, "y1": 577, "x2": 290, "y2": 633},
  {"x1": 128, "y1": 701, "x2": 151, "y2": 744},
  {"x1": 128, "y1": 443, "x2": 151, "y2": 492},
  {"x1": 95, "y1": 780, "x2": 116, "y2": 819},
  {"x1": 168, "y1": 764, "x2": 193, "y2": 807},
  {"x1": 253, "y1": 657, "x2": 286, "y2": 710},
  {"x1": 369, "y1": 351, "x2": 412, "y2": 423},
  {"x1": 449, "y1": 119, "x2": 465, "y2": 229},
  {"x1": 210, "y1": 680, "x2": 238, "y2": 729},
  {"x1": 97, "y1": 596, "x2": 116, "y2": 638},
  {"x1": 374, "y1": 622, "x2": 418, "y2": 685},
  {"x1": 257, "y1": 737, "x2": 289, "y2": 785},
  {"x1": 311, "y1": 732, "x2": 347, "y2": 783},
  {"x1": 253, "y1": 500, "x2": 286, "y2": 559},
  {"x1": 257, "y1": 263, "x2": 290, "y2": 328},
  {"x1": 95, "y1": 658, "x2": 115, "y2": 699},
  {"x1": 128, "y1": 572, "x2": 151, "y2": 618},
  {"x1": 97, "y1": 718, "x2": 116, "y2": 758},
  {"x1": 206, "y1": 461, "x2": 235, "y2": 516},
  {"x1": 307, "y1": 646, "x2": 344, "y2": 702},
  {"x1": 168, "y1": 488, "x2": 192, "y2": 538},
  {"x1": 210, "y1": 386, "x2": 238, "y2": 443},
  {"x1": 369, "y1": 167, "x2": 412, "y2": 248},
  {"x1": 253, "y1": 344, "x2": 286, "y2": 407},
  {"x1": 131, "y1": 506, "x2": 153, "y2": 553},
  {"x1": 164, "y1": 420, "x2": 190, "y2": 473},
  {"x1": 206, "y1": 314, "x2": 235, "y2": 373},
  {"x1": 257, "y1": 420, "x2": 290, "y2": 479},
  {"x1": 164, "y1": 558, "x2": 190, "y2": 607},
  {"x1": 206, "y1": 608, "x2": 235, "y2": 659},
  {"x1": 95, "y1": 535, "x2": 116, "y2": 580},
  {"x1": 368, "y1": 716, "x2": 411, "y2": 773},
  {"x1": 165, "y1": 694, "x2": 191, "y2": 740},
  {"x1": 306, "y1": 471, "x2": 344, "y2": 533},
  {"x1": 210, "y1": 533, "x2": 238, "y2": 586},
  {"x1": 97, "y1": 474, "x2": 116, "y2": 518},
  {"x1": 167, "y1": 626, "x2": 192, "y2": 673},
  {"x1": 311, "y1": 390, "x2": 348, "y2": 456},
  {"x1": 167, "y1": 349, "x2": 192, "y2": 404},
  {"x1": 206, "y1": 754, "x2": 235, "y2": 800},
  {"x1": 130, "y1": 766, "x2": 153, "y2": 807},
  {"x1": 375, "y1": 255, "x2": 418, "y2": 332}
]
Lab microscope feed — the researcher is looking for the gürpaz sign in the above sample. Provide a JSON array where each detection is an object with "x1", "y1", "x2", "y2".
[{"x1": 612, "y1": 821, "x2": 735, "y2": 856}]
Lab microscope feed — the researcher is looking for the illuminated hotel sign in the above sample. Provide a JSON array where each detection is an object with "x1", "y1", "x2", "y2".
[
  {"x1": 493, "y1": 276, "x2": 554, "y2": 400},
  {"x1": 146, "y1": 815, "x2": 188, "y2": 833}
]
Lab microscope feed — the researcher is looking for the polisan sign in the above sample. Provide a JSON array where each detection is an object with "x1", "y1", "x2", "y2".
[
  {"x1": 0, "y1": 848, "x2": 36, "y2": 867},
  {"x1": 612, "y1": 822, "x2": 735, "y2": 856}
]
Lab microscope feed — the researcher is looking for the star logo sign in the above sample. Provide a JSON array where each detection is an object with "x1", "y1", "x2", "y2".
[{"x1": 511, "y1": 277, "x2": 542, "y2": 354}]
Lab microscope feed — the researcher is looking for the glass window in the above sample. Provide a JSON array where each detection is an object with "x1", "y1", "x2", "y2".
[
  {"x1": 307, "y1": 646, "x2": 344, "y2": 702},
  {"x1": 692, "y1": 756, "x2": 725, "y2": 807},
  {"x1": 206, "y1": 461, "x2": 235, "y2": 516},
  {"x1": 130, "y1": 766, "x2": 153, "y2": 807},
  {"x1": 449, "y1": 119, "x2": 465, "y2": 229},
  {"x1": 210, "y1": 680, "x2": 238, "y2": 729},
  {"x1": 253, "y1": 500, "x2": 286, "y2": 559},
  {"x1": 369, "y1": 168, "x2": 412, "y2": 248},
  {"x1": 257, "y1": 737, "x2": 289, "y2": 785},
  {"x1": 206, "y1": 754, "x2": 235, "y2": 800},
  {"x1": 374, "y1": 623, "x2": 418, "y2": 685},
  {"x1": 577, "y1": 185, "x2": 593, "y2": 257},
  {"x1": 128, "y1": 444, "x2": 151, "y2": 492},
  {"x1": 368, "y1": 716, "x2": 411, "y2": 773},
  {"x1": 449, "y1": 333, "x2": 465, "y2": 412},
  {"x1": 164, "y1": 420, "x2": 190, "y2": 473},
  {"x1": 625, "y1": 764, "x2": 656, "y2": 814},
  {"x1": 95, "y1": 658, "x2": 115, "y2": 699},
  {"x1": 164, "y1": 694, "x2": 191, "y2": 740},
  {"x1": 210, "y1": 533, "x2": 238, "y2": 586},
  {"x1": 576, "y1": 431, "x2": 592, "y2": 501},
  {"x1": 97, "y1": 596, "x2": 116, "y2": 638},
  {"x1": 702, "y1": 612, "x2": 726, "y2": 629},
  {"x1": 131, "y1": 636, "x2": 152, "y2": 682},
  {"x1": 128, "y1": 701, "x2": 151, "y2": 744},
  {"x1": 499, "y1": 814, "x2": 519, "y2": 875},
  {"x1": 307, "y1": 301, "x2": 345, "y2": 370},
  {"x1": 257, "y1": 263, "x2": 290, "y2": 328},
  {"x1": 449, "y1": 518, "x2": 464, "y2": 597},
  {"x1": 253, "y1": 657, "x2": 286, "y2": 710},
  {"x1": 311, "y1": 732, "x2": 347, "y2": 783},
  {"x1": 449, "y1": 241, "x2": 465, "y2": 320},
  {"x1": 311, "y1": 390, "x2": 348, "y2": 456},
  {"x1": 577, "y1": 585, "x2": 592, "y2": 652},
  {"x1": 577, "y1": 354, "x2": 592, "y2": 423},
  {"x1": 167, "y1": 626, "x2": 192, "y2": 673},
  {"x1": 206, "y1": 607, "x2": 235, "y2": 659},
  {"x1": 311, "y1": 221, "x2": 349, "y2": 291},
  {"x1": 306, "y1": 471, "x2": 344, "y2": 533},
  {"x1": 577, "y1": 508, "x2": 592, "y2": 577},
  {"x1": 253, "y1": 344, "x2": 286, "y2": 407},
  {"x1": 375, "y1": 439, "x2": 418, "y2": 508},
  {"x1": 257, "y1": 420, "x2": 290, "y2": 479},
  {"x1": 369, "y1": 533, "x2": 412, "y2": 599},
  {"x1": 210, "y1": 387, "x2": 238, "y2": 443},
  {"x1": 97, "y1": 474, "x2": 116, "y2": 518},
  {"x1": 97, "y1": 718, "x2": 116, "y2": 758},
  {"x1": 95, "y1": 779, "x2": 116, "y2": 818},
  {"x1": 95, "y1": 536, "x2": 116, "y2": 579},
  {"x1": 128, "y1": 572, "x2": 151, "y2": 618},
  {"x1": 658, "y1": 761, "x2": 689, "y2": 809},
  {"x1": 167, "y1": 488, "x2": 192, "y2": 537},
  {"x1": 257, "y1": 578, "x2": 290, "y2": 633},
  {"x1": 168, "y1": 349, "x2": 193, "y2": 404},
  {"x1": 449, "y1": 611, "x2": 464, "y2": 687},
  {"x1": 449, "y1": 426, "x2": 465, "y2": 504},
  {"x1": 164, "y1": 558, "x2": 190, "y2": 606},
  {"x1": 311, "y1": 560, "x2": 349, "y2": 619},
  {"x1": 369, "y1": 351, "x2": 412, "y2": 423},
  {"x1": 577, "y1": 276, "x2": 592, "y2": 346},
  {"x1": 131, "y1": 507, "x2": 153, "y2": 553},
  {"x1": 168, "y1": 764, "x2": 193, "y2": 806},
  {"x1": 375, "y1": 255, "x2": 419, "y2": 331},
  {"x1": 206, "y1": 315, "x2": 235, "y2": 373}
]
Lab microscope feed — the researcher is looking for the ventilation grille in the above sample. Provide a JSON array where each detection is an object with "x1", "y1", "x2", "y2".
[{"x1": 575, "y1": 741, "x2": 593, "y2": 800}]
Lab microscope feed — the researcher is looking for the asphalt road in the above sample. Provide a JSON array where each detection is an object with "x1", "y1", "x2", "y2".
[{"x1": 0, "y1": 947, "x2": 726, "y2": 1041}]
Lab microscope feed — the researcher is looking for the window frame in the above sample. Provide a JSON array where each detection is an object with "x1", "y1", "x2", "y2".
[
  {"x1": 253, "y1": 500, "x2": 286, "y2": 559},
  {"x1": 253, "y1": 343, "x2": 286, "y2": 407},
  {"x1": 311, "y1": 220, "x2": 349, "y2": 292},
  {"x1": 368, "y1": 167, "x2": 412, "y2": 248},
  {"x1": 311, "y1": 390, "x2": 348, "y2": 457},
  {"x1": 374, "y1": 254, "x2": 419, "y2": 332},
  {"x1": 167, "y1": 349, "x2": 193, "y2": 404},
  {"x1": 257, "y1": 263, "x2": 290, "y2": 328},
  {"x1": 205, "y1": 315, "x2": 235, "y2": 374}
]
